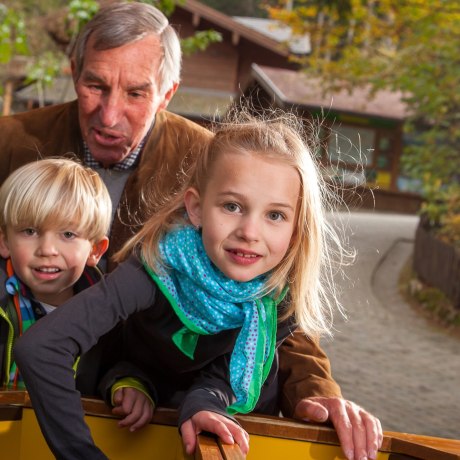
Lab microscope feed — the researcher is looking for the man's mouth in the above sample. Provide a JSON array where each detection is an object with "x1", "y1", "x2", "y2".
[{"x1": 92, "y1": 128, "x2": 125, "y2": 146}]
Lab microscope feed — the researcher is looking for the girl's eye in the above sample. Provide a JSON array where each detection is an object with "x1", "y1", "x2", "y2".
[
  {"x1": 223, "y1": 202, "x2": 241, "y2": 213},
  {"x1": 268, "y1": 211, "x2": 285, "y2": 222}
]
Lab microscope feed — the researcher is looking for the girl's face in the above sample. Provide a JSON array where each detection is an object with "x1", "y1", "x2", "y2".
[{"x1": 185, "y1": 150, "x2": 300, "y2": 282}]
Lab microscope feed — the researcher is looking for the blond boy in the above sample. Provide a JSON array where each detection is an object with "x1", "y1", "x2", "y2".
[{"x1": 0, "y1": 158, "x2": 110, "y2": 389}]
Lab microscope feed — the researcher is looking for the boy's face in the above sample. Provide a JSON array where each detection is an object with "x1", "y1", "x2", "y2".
[
  {"x1": 0, "y1": 225, "x2": 108, "y2": 306},
  {"x1": 184, "y1": 150, "x2": 300, "y2": 282}
]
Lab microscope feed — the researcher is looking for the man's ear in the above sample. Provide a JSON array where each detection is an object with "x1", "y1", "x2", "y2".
[
  {"x1": 184, "y1": 187, "x2": 202, "y2": 228},
  {"x1": 0, "y1": 231, "x2": 10, "y2": 259},
  {"x1": 157, "y1": 82, "x2": 179, "y2": 112},
  {"x1": 70, "y1": 58, "x2": 79, "y2": 85},
  {"x1": 86, "y1": 237, "x2": 109, "y2": 267}
]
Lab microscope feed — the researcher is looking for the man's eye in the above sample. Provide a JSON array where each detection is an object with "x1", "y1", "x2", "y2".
[{"x1": 223, "y1": 203, "x2": 241, "y2": 213}]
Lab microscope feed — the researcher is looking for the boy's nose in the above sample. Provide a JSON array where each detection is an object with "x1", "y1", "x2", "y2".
[{"x1": 36, "y1": 235, "x2": 59, "y2": 256}]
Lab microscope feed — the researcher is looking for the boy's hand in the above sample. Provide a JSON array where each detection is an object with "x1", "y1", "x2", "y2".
[
  {"x1": 112, "y1": 387, "x2": 154, "y2": 432},
  {"x1": 294, "y1": 396, "x2": 383, "y2": 460},
  {"x1": 181, "y1": 411, "x2": 249, "y2": 456}
]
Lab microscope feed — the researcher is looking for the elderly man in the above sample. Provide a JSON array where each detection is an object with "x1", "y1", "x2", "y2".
[{"x1": 1, "y1": 3, "x2": 381, "y2": 460}]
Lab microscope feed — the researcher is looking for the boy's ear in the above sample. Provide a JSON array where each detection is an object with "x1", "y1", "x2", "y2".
[
  {"x1": 86, "y1": 237, "x2": 109, "y2": 267},
  {"x1": 184, "y1": 187, "x2": 202, "y2": 228},
  {"x1": 0, "y1": 231, "x2": 10, "y2": 259}
]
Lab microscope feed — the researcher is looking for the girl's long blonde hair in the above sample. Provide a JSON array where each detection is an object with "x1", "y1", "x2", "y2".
[{"x1": 116, "y1": 108, "x2": 349, "y2": 338}]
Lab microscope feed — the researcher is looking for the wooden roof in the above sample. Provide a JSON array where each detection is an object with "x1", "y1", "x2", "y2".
[
  {"x1": 251, "y1": 64, "x2": 410, "y2": 121},
  {"x1": 177, "y1": 0, "x2": 291, "y2": 58}
]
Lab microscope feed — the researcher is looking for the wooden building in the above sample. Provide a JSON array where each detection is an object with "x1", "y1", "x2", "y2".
[
  {"x1": 245, "y1": 64, "x2": 416, "y2": 191},
  {"x1": 167, "y1": 0, "x2": 301, "y2": 121}
]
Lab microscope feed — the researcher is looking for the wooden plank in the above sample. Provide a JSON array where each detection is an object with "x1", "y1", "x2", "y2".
[
  {"x1": 387, "y1": 431, "x2": 460, "y2": 460},
  {"x1": 217, "y1": 439, "x2": 245, "y2": 460},
  {"x1": 0, "y1": 390, "x2": 28, "y2": 406},
  {"x1": 195, "y1": 434, "x2": 224, "y2": 460}
]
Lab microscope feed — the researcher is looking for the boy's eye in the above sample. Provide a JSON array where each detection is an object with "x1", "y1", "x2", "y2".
[
  {"x1": 268, "y1": 211, "x2": 285, "y2": 222},
  {"x1": 223, "y1": 202, "x2": 241, "y2": 213},
  {"x1": 62, "y1": 231, "x2": 76, "y2": 240},
  {"x1": 23, "y1": 228, "x2": 37, "y2": 236}
]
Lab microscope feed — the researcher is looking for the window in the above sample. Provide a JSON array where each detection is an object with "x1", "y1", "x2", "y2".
[{"x1": 327, "y1": 125, "x2": 375, "y2": 166}]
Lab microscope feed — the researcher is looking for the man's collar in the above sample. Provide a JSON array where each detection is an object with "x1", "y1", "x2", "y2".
[
  {"x1": 83, "y1": 140, "x2": 144, "y2": 171},
  {"x1": 82, "y1": 119, "x2": 154, "y2": 170}
]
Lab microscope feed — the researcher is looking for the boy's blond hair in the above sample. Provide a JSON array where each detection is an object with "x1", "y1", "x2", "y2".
[
  {"x1": 117, "y1": 109, "x2": 349, "y2": 338},
  {"x1": 0, "y1": 158, "x2": 111, "y2": 242}
]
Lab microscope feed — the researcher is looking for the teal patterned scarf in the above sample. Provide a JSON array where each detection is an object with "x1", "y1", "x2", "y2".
[{"x1": 143, "y1": 225, "x2": 279, "y2": 414}]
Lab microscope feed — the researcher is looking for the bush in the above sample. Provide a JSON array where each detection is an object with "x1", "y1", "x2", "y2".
[{"x1": 420, "y1": 180, "x2": 460, "y2": 248}]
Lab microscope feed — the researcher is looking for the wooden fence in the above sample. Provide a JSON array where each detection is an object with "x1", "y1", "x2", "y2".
[{"x1": 413, "y1": 219, "x2": 460, "y2": 309}]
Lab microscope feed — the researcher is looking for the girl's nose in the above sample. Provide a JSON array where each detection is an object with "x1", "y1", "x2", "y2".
[{"x1": 235, "y1": 216, "x2": 260, "y2": 242}]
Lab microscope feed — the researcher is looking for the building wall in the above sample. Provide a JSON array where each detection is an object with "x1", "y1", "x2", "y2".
[
  {"x1": 171, "y1": 9, "x2": 295, "y2": 94},
  {"x1": 181, "y1": 41, "x2": 239, "y2": 93}
]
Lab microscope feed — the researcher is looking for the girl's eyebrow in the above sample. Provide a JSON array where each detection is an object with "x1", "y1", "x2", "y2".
[{"x1": 217, "y1": 191, "x2": 296, "y2": 212}]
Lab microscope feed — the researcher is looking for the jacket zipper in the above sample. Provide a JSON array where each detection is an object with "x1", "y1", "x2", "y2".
[{"x1": 0, "y1": 307, "x2": 14, "y2": 387}]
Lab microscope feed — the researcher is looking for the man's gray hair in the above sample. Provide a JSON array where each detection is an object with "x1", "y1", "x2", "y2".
[{"x1": 71, "y1": 2, "x2": 181, "y2": 95}]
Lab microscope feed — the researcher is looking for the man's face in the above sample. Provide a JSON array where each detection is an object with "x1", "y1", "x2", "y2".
[{"x1": 73, "y1": 34, "x2": 176, "y2": 167}]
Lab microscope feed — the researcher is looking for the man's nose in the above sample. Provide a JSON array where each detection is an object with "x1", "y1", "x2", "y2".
[{"x1": 99, "y1": 92, "x2": 123, "y2": 128}]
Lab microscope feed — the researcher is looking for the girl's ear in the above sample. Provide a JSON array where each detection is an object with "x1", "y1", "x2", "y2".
[
  {"x1": 0, "y1": 231, "x2": 10, "y2": 259},
  {"x1": 184, "y1": 187, "x2": 202, "y2": 228},
  {"x1": 86, "y1": 237, "x2": 109, "y2": 267}
]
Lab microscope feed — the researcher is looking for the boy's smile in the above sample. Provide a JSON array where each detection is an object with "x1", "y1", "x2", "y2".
[{"x1": 185, "y1": 150, "x2": 300, "y2": 282}]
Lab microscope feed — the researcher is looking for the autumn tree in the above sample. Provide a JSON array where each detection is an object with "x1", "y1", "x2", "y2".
[{"x1": 266, "y1": 0, "x2": 460, "y2": 194}]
